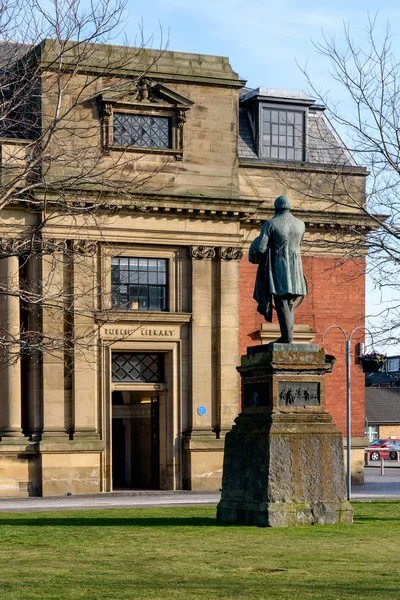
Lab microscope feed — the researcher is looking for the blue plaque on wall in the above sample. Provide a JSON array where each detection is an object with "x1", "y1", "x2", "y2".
[{"x1": 197, "y1": 405, "x2": 207, "y2": 416}]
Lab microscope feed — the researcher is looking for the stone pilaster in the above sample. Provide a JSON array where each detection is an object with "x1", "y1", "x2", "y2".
[
  {"x1": 218, "y1": 247, "x2": 242, "y2": 433},
  {"x1": 183, "y1": 246, "x2": 226, "y2": 491},
  {"x1": 71, "y1": 243, "x2": 99, "y2": 439},
  {"x1": 41, "y1": 252, "x2": 69, "y2": 438},
  {"x1": 25, "y1": 255, "x2": 43, "y2": 439},
  {"x1": 190, "y1": 246, "x2": 215, "y2": 433},
  {"x1": 0, "y1": 255, "x2": 23, "y2": 437}
]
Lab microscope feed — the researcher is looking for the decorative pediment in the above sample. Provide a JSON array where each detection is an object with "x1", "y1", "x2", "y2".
[{"x1": 97, "y1": 79, "x2": 194, "y2": 110}]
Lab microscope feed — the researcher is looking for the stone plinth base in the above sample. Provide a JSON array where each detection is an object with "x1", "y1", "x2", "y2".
[
  {"x1": 0, "y1": 443, "x2": 40, "y2": 497},
  {"x1": 217, "y1": 412, "x2": 353, "y2": 527},
  {"x1": 217, "y1": 500, "x2": 353, "y2": 527},
  {"x1": 0, "y1": 439, "x2": 105, "y2": 497},
  {"x1": 217, "y1": 345, "x2": 353, "y2": 527},
  {"x1": 183, "y1": 434, "x2": 224, "y2": 491}
]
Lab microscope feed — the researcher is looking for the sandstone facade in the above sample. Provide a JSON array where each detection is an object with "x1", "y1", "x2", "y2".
[{"x1": 0, "y1": 42, "x2": 368, "y2": 496}]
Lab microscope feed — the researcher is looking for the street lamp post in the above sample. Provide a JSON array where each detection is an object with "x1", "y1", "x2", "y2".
[{"x1": 322, "y1": 326, "x2": 367, "y2": 501}]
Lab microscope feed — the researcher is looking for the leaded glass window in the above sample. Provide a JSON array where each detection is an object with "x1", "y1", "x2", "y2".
[
  {"x1": 261, "y1": 107, "x2": 304, "y2": 161},
  {"x1": 112, "y1": 352, "x2": 164, "y2": 382},
  {"x1": 113, "y1": 113, "x2": 171, "y2": 148},
  {"x1": 111, "y1": 257, "x2": 168, "y2": 311}
]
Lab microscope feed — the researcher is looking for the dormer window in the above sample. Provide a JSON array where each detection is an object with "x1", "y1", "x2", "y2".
[
  {"x1": 261, "y1": 107, "x2": 304, "y2": 161},
  {"x1": 239, "y1": 88, "x2": 314, "y2": 164},
  {"x1": 97, "y1": 79, "x2": 193, "y2": 160},
  {"x1": 239, "y1": 87, "x2": 355, "y2": 167}
]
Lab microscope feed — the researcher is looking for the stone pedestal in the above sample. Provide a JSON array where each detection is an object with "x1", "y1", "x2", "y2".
[{"x1": 217, "y1": 344, "x2": 353, "y2": 527}]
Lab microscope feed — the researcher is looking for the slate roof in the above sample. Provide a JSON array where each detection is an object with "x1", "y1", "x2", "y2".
[
  {"x1": 307, "y1": 109, "x2": 354, "y2": 166},
  {"x1": 0, "y1": 41, "x2": 31, "y2": 68},
  {"x1": 238, "y1": 87, "x2": 356, "y2": 167},
  {"x1": 365, "y1": 387, "x2": 400, "y2": 423},
  {"x1": 238, "y1": 107, "x2": 257, "y2": 159}
]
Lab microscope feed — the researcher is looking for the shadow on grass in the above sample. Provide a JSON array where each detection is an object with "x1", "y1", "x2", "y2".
[
  {"x1": 0, "y1": 516, "x2": 226, "y2": 527},
  {"x1": 355, "y1": 516, "x2": 400, "y2": 522},
  {"x1": 354, "y1": 501, "x2": 400, "y2": 522}
]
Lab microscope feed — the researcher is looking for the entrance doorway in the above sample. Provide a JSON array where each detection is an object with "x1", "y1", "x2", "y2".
[{"x1": 112, "y1": 390, "x2": 160, "y2": 489}]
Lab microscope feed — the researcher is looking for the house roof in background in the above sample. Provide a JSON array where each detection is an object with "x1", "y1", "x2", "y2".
[
  {"x1": 366, "y1": 387, "x2": 400, "y2": 423},
  {"x1": 366, "y1": 371, "x2": 400, "y2": 386}
]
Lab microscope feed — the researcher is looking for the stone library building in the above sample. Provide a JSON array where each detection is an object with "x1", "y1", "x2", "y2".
[{"x1": 0, "y1": 39, "x2": 369, "y2": 496}]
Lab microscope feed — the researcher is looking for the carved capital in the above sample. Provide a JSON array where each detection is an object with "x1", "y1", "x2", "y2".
[
  {"x1": 40, "y1": 238, "x2": 68, "y2": 254},
  {"x1": 99, "y1": 101, "x2": 112, "y2": 154},
  {"x1": 177, "y1": 109, "x2": 187, "y2": 129},
  {"x1": 72, "y1": 240, "x2": 97, "y2": 255},
  {"x1": 219, "y1": 247, "x2": 243, "y2": 261},
  {"x1": 102, "y1": 102, "x2": 113, "y2": 118},
  {"x1": 0, "y1": 238, "x2": 25, "y2": 255},
  {"x1": 191, "y1": 246, "x2": 216, "y2": 260},
  {"x1": 0, "y1": 236, "x2": 67, "y2": 256},
  {"x1": 0, "y1": 237, "x2": 98, "y2": 256}
]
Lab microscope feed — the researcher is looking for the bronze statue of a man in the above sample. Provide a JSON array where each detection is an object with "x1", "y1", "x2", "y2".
[{"x1": 249, "y1": 195, "x2": 307, "y2": 344}]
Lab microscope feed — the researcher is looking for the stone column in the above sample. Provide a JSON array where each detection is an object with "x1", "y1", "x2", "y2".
[
  {"x1": 0, "y1": 254, "x2": 23, "y2": 437},
  {"x1": 41, "y1": 249, "x2": 69, "y2": 438},
  {"x1": 71, "y1": 242, "x2": 98, "y2": 438},
  {"x1": 218, "y1": 247, "x2": 242, "y2": 433},
  {"x1": 26, "y1": 255, "x2": 43, "y2": 439},
  {"x1": 190, "y1": 246, "x2": 215, "y2": 433}
]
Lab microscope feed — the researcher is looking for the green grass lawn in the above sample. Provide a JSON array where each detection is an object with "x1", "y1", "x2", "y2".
[{"x1": 0, "y1": 502, "x2": 397, "y2": 600}]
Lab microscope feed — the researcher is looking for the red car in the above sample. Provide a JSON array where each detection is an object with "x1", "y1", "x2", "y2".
[{"x1": 368, "y1": 439, "x2": 400, "y2": 461}]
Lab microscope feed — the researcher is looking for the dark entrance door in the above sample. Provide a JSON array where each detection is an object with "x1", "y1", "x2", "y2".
[
  {"x1": 111, "y1": 391, "x2": 160, "y2": 490},
  {"x1": 112, "y1": 418, "x2": 125, "y2": 489},
  {"x1": 151, "y1": 395, "x2": 160, "y2": 489}
]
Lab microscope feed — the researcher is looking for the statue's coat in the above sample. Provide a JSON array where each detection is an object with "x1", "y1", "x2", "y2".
[{"x1": 249, "y1": 211, "x2": 307, "y2": 320}]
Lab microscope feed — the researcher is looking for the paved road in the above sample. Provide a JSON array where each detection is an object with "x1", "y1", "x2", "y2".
[
  {"x1": 0, "y1": 491, "x2": 221, "y2": 512},
  {"x1": 352, "y1": 463, "x2": 400, "y2": 499},
  {"x1": 0, "y1": 464, "x2": 399, "y2": 512}
]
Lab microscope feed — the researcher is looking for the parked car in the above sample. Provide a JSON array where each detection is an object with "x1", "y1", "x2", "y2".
[
  {"x1": 388, "y1": 443, "x2": 400, "y2": 460},
  {"x1": 368, "y1": 439, "x2": 400, "y2": 460}
]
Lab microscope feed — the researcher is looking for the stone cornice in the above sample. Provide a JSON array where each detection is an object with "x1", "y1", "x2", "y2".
[
  {"x1": 95, "y1": 311, "x2": 192, "y2": 324},
  {"x1": 241, "y1": 209, "x2": 384, "y2": 233},
  {"x1": 10, "y1": 188, "x2": 383, "y2": 232},
  {"x1": 239, "y1": 159, "x2": 368, "y2": 176},
  {"x1": 30, "y1": 188, "x2": 262, "y2": 220},
  {"x1": 0, "y1": 138, "x2": 33, "y2": 146},
  {"x1": 29, "y1": 39, "x2": 246, "y2": 89}
]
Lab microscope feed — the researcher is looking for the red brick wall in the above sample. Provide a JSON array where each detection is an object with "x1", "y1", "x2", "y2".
[{"x1": 240, "y1": 255, "x2": 366, "y2": 436}]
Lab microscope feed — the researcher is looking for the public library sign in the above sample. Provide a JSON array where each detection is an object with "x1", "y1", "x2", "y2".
[{"x1": 101, "y1": 325, "x2": 180, "y2": 340}]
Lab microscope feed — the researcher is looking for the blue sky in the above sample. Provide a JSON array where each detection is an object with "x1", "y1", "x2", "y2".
[
  {"x1": 125, "y1": 0, "x2": 400, "y2": 92},
  {"x1": 122, "y1": 0, "x2": 400, "y2": 352}
]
